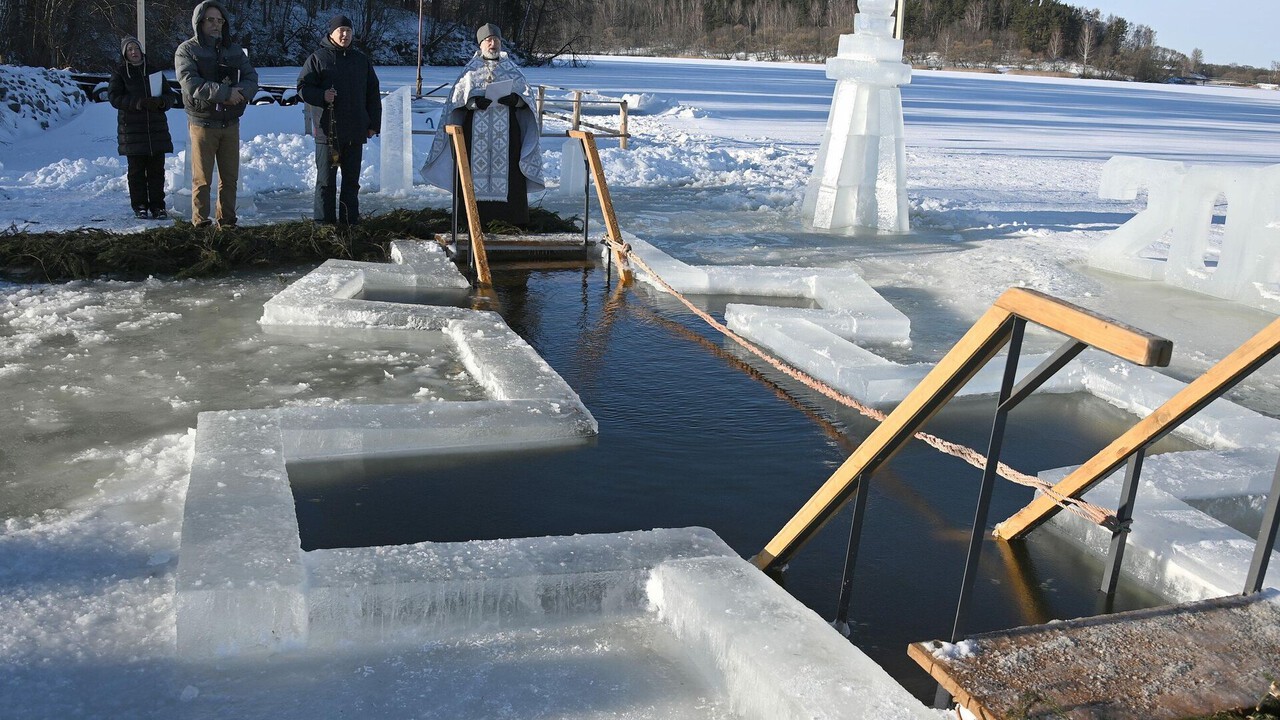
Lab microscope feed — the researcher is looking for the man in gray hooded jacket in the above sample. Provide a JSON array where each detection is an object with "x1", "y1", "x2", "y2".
[{"x1": 174, "y1": 0, "x2": 258, "y2": 228}]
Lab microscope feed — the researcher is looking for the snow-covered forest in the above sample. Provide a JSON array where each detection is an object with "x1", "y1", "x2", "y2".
[{"x1": 2, "y1": 0, "x2": 1275, "y2": 83}]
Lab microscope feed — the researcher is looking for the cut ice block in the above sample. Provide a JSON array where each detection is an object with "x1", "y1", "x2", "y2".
[
  {"x1": 379, "y1": 86, "x2": 413, "y2": 194},
  {"x1": 649, "y1": 556, "x2": 937, "y2": 720},
  {"x1": 558, "y1": 137, "x2": 586, "y2": 198},
  {"x1": 621, "y1": 231, "x2": 910, "y2": 347},
  {"x1": 303, "y1": 527, "x2": 737, "y2": 646},
  {"x1": 279, "y1": 399, "x2": 597, "y2": 462},
  {"x1": 1044, "y1": 449, "x2": 1280, "y2": 603},
  {"x1": 177, "y1": 410, "x2": 307, "y2": 657}
]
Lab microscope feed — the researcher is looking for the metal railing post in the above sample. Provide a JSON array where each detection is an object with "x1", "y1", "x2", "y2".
[
  {"x1": 1100, "y1": 449, "x2": 1146, "y2": 598},
  {"x1": 833, "y1": 472, "x2": 872, "y2": 630},
  {"x1": 1244, "y1": 453, "x2": 1280, "y2": 594},
  {"x1": 450, "y1": 142, "x2": 460, "y2": 258},
  {"x1": 948, "y1": 319, "x2": 1026, "y2": 646},
  {"x1": 583, "y1": 145, "x2": 592, "y2": 247}
]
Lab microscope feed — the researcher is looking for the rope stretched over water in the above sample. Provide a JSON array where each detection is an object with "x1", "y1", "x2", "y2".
[{"x1": 604, "y1": 237, "x2": 1116, "y2": 529}]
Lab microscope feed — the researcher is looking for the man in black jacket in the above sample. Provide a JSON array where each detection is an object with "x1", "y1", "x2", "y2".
[
  {"x1": 174, "y1": 0, "x2": 258, "y2": 228},
  {"x1": 298, "y1": 15, "x2": 382, "y2": 225},
  {"x1": 108, "y1": 36, "x2": 177, "y2": 220}
]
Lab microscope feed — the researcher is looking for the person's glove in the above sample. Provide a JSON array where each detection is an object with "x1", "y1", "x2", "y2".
[
  {"x1": 497, "y1": 92, "x2": 523, "y2": 108},
  {"x1": 147, "y1": 97, "x2": 168, "y2": 111},
  {"x1": 466, "y1": 95, "x2": 492, "y2": 111}
]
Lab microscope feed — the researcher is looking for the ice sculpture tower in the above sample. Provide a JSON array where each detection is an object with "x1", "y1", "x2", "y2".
[{"x1": 802, "y1": 0, "x2": 911, "y2": 234}]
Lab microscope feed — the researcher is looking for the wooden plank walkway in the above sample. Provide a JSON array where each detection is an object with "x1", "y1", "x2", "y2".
[
  {"x1": 908, "y1": 592, "x2": 1280, "y2": 719},
  {"x1": 439, "y1": 232, "x2": 595, "y2": 263}
]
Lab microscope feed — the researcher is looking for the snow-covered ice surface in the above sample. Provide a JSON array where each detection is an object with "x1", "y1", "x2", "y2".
[{"x1": 2, "y1": 57, "x2": 1280, "y2": 717}]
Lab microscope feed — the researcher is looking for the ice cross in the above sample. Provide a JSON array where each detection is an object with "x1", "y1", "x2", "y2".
[{"x1": 801, "y1": 0, "x2": 911, "y2": 234}]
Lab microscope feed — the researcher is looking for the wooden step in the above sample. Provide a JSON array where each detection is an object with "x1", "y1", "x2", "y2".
[
  {"x1": 437, "y1": 232, "x2": 596, "y2": 264},
  {"x1": 908, "y1": 592, "x2": 1280, "y2": 719}
]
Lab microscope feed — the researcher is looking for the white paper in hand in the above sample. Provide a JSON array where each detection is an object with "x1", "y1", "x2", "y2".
[
  {"x1": 148, "y1": 71, "x2": 165, "y2": 98},
  {"x1": 484, "y1": 79, "x2": 514, "y2": 102}
]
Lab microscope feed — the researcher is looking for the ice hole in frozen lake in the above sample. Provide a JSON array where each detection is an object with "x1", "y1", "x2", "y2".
[
  {"x1": 238, "y1": 243, "x2": 1279, "y2": 703},
  {"x1": 278, "y1": 262, "x2": 1240, "y2": 701}
]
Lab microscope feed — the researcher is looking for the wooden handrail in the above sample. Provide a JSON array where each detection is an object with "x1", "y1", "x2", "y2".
[
  {"x1": 444, "y1": 124, "x2": 492, "y2": 288},
  {"x1": 568, "y1": 130, "x2": 632, "y2": 284},
  {"x1": 751, "y1": 287, "x2": 1171, "y2": 571},
  {"x1": 994, "y1": 315, "x2": 1280, "y2": 540},
  {"x1": 994, "y1": 291, "x2": 1171, "y2": 367},
  {"x1": 537, "y1": 85, "x2": 630, "y2": 147}
]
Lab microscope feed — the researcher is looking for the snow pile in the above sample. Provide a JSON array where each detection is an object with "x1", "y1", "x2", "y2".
[
  {"x1": 20, "y1": 156, "x2": 124, "y2": 189},
  {"x1": 0, "y1": 65, "x2": 86, "y2": 145},
  {"x1": 622, "y1": 92, "x2": 678, "y2": 115}
]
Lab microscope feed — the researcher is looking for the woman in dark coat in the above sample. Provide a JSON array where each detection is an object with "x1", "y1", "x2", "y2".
[{"x1": 107, "y1": 36, "x2": 177, "y2": 219}]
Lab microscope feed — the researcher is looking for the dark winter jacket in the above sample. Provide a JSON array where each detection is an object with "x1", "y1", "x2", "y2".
[
  {"x1": 107, "y1": 37, "x2": 176, "y2": 156},
  {"x1": 297, "y1": 35, "x2": 381, "y2": 145},
  {"x1": 174, "y1": 0, "x2": 259, "y2": 127}
]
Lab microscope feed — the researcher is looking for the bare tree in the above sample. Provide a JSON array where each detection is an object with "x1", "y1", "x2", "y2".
[
  {"x1": 962, "y1": 1, "x2": 984, "y2": 40},
  {"x1": 1077, "y1": 13, "x2": 1096, "y2": 75},
  {"x1": 1047, "y1": 25, "x2": 1062, "y2": 61}
]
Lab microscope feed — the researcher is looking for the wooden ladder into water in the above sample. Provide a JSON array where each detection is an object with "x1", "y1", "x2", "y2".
[
  {"x1": 993, "y1": 315, "x2": 1280, "y2": 541},
  {"x1": 750, "y1": 288, "x2": 1173, "y2": 572},
  {"x1": 443, "y1": 128, "x2": 627, "y2": 277}
]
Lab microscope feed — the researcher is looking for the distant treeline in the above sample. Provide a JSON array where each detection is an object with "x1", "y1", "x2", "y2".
[{"x1": 1, "y1": 0, "x2": 1274, "y2": 84}]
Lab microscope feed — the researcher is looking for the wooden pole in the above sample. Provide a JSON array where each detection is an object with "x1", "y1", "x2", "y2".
[
  {"x1": 569, "y1": 130, "x2": 631, "y2": 284},
  {"x1": 444, "y1": 124, "x2": 492, "y2": 288},
  {"x1": 536, "y1": 85, "x2": 545, "y2": 120},
  {"x1": 136, "y1": 0, "x2": 146, "y2": 53},
  {"x1": 571, "y1": 90, "x2": 582, "y2": 132},
  {"x1": 619, "y1": 99, "x2": 629, "y2": 150},
  {"x1": 415, "y1": 0, "x2": 424, "y2": 97}
]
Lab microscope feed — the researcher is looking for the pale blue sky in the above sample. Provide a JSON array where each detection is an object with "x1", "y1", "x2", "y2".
[{"x1": 1087, "y1": 0, "x2": 1277, "y2": 68}]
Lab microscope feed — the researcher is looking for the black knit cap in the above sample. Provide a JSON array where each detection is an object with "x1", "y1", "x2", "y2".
[{"x1": 328, "y1": 15, "x2": 353, "y2": 33}]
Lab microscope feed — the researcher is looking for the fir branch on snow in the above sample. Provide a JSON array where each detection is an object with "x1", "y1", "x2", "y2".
[{"x1": 0, "y1": 207, "x2": 578, "y2": 282}]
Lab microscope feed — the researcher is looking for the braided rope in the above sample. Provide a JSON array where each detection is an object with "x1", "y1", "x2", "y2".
[{"x1": 605, "y1": 238, "x2": 1115, "y2": 528}]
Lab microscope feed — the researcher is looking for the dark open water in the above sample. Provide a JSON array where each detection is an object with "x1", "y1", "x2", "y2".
[{"x1": 290, "y1": 263, "x2": 1194, "y2": 701}]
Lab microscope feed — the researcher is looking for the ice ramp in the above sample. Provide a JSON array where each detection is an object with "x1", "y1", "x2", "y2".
[{"x1": 909, "y1": 590, "x2": 1280, "y2": 720}]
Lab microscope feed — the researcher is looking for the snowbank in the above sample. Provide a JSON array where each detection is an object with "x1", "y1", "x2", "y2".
[{"x1": 0, "y1": 64, "x2": 86, "y2": 146}]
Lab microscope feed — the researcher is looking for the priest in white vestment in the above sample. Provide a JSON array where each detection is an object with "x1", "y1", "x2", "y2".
[{"x1": 421, "y1": 23, "x2": 543, "y2": 227}]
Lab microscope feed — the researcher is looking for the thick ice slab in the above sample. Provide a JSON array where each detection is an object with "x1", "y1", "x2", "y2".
[
  {"x1": 650, "y1": 556, "x2": 937, "y2": 720},
  {"x1": 177, "y1": 410, "x2": 306, "y2": 656},
  {"x1": 178, "y1": 615, "x2": 746, "y2": 720},
  {"x1": 1034, "y1": 359, "x2": 1280, "y2": 601},
  {"x1": 379, "y1": 86, "x2": 414, "y2": 194},
  {"x1": 1045, "y1": 448, "x2": 1280, "y2": 602},
  {"x1": 304, "y1": 527, "x2": 737, "y2": 646},
  {"x1": 622, "y1": 231, "x2": 912, "y2": 347}
]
